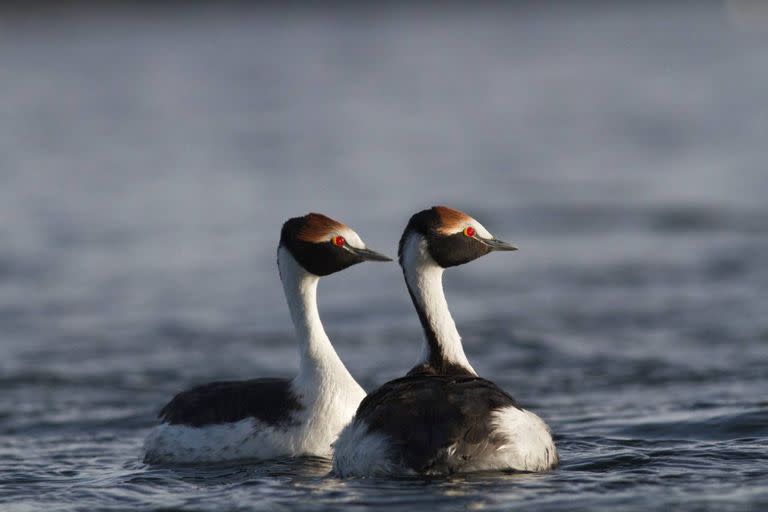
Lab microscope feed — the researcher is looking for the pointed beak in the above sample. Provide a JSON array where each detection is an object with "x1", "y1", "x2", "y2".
[
  {"x1": 347, "y1": 246, "x2": 393, "y2": 262},
  {"x1": 479, "y1": 237, "x2": 518, "y2": 252}
]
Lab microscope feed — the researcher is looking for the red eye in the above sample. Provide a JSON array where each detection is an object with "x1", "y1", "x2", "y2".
[
  {"x1": 332, "y1": 235, "x2": 346, "y2": 247},
  {"x1": 463, "y1": 226, "x2": 476, "y2": 237}
]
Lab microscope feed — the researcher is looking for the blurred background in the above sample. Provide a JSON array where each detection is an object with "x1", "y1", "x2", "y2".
[{"x1": 1, "y1": 1, "x2": 767, "y2": 510}]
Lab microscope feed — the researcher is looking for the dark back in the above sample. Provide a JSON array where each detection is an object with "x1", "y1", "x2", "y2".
[
  {"x1": 355, "y1": 375, "x2": 519, "y2": 472},
  {"x1": 158, "y1": 378, "x2": 302, "y2": 427}
]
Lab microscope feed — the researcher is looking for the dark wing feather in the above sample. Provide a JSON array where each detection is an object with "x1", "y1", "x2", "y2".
[
  {"x1": 158, "y1": 378, "x2": 302, "y2": 427},
  {"x1": 355, "y1": 375, "x2": 519, "y2": 472}
]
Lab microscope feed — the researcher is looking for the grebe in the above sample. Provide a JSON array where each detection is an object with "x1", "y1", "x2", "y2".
[
  {"x1": 143, "y1": 213, "x2": 391, "y2": 464},
  {"x1": 332, "y1": 206, "x2": 557, "y2": 476}
]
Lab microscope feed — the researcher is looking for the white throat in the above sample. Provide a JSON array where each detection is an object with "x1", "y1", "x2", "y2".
[
  {"x1": 400, "y1": 233, "x2": 476, "y2": 375},
  {"x1": 277, "y1": 247, "x2": 360, "y2": 386}
]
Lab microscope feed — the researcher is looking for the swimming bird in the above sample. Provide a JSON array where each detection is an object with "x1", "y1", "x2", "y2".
[
  {"x1": 143, "y1": 213, "x2": 391, "y2": 463},
  {"x1": 332, "y1": 206, "x2": 557, "y2": 476}
]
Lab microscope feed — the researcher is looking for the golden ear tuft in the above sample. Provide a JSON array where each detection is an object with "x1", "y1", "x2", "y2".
[
  {"x1": 297, "y1": 213, "x2": 347, "y2": 243},
  {"x1": 433, "y1": 205, "x2": 473, "y2": 235}
]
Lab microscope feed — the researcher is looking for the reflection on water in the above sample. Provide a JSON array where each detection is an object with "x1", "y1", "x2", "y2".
[{"x1": 1, "y1": 2, "x2": 767, "y2": 511}]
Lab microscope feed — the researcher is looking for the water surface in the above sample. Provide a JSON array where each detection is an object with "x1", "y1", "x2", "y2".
[{"x1": 1, "y1": 3, "x2": 767, "y2": 510}]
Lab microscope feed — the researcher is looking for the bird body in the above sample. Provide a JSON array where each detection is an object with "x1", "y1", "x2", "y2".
[
  {"x1": 143, "y1": 214, "x2": 390, "y2": 464},
  {"x1": 333, "y1": 206, "x2": 557, "y2": 477}
]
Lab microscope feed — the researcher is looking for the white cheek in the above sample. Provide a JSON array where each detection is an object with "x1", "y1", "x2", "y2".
[{"x1": 334, "y1": 227, "x2": 366, "y2": 249}]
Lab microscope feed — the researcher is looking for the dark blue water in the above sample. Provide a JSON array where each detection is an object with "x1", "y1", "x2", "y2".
[{"x1": 1, "y1": 3, "x2": 767, "y2": 510}]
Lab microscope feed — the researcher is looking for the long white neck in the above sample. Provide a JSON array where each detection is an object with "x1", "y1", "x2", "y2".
[
  {"x1": 277, "y1": 247, "x2": 361, "y2": 388},
  {"x1": 400, "y1": 233, "x2": 476, "y2": 375}
]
